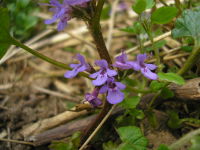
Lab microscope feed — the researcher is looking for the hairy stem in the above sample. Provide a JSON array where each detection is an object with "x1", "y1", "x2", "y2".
[
  {"x1": 81, "y1": 0, "x2": 113, "y2": 145},
  {"x1": 178, "y1": 43, "x2": 200, "y2": 75},
  {"x1": 11, "y1": 38, "x2": 90, "y2": 78}
]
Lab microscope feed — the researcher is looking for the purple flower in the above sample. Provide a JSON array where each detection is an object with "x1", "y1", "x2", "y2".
[
  {"x1": 99, "y1": 78, "x2": 126, "y2": 104},
  {"x1": 113, "y1": 51, "x2": 133, "y2": 70},
  {"x1": 131, "y1": 54, "x2": 158, "y2": 80},
  {"x1": 118, "y1": 2, "x2": 128, "y2": 11},
  {"x1": 90, "y1": 60, "x2": 117, "y2": 86},
  {"x1": 64, "y1": 54, "x2": 90, "y2": 78},
  {"x1": 85, "y1": 88, "x2": 102, "y2": 107},
  {"x1": 43, "y1": 0, "x2": 91, "y2": 31}
]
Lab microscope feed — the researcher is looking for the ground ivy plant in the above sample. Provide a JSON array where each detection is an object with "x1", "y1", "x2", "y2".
[{"x1": 1, "y1": 0, "x2": 200, "y2": 149}]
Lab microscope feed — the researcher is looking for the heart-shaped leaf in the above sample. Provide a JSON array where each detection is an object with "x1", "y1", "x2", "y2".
[
  {"x1": 172, "y1": 7, "x2": 200, "y2": 44},
  {"x1": 158, "y1": 72, "x2": 185, "y2": 85},
  {"x1": 151, "y1": 6, "x2": 178, "y2": 24}
]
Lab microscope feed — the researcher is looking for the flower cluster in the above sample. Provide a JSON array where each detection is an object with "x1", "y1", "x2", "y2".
[
  {"x1": 64, "y1": 52, "x2": 157, "y2": 107},
  {"x1": 42, "y1": 0, "x2": 91, "y2": 31}
]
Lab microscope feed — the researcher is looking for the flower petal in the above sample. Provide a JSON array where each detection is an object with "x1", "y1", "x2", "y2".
[
  {"x1": 76, "y1": 65, "x2": 87, "y2": 73},
  {"x1": 145, "y1": 63, "x2": 157, "y2": 70},
  {"x1": 92, "y1": 73, "x2": 108, "y2": 86},
  {"x1": 116, "y1": 51, "x2": 127, "y2": 62},
  {"x1": 90, "y1": 98, "x2": 102, "y2": 107},
  {"x1": 57, "y1": 20, "x2": 67, "y2": 31},
  {"x1": 99, "y1": 85, "x2": 108, "y2": 94},
  {"x1": 95, "y1": 60, "x2": 108, "y2": 68},
  {"x1": 107, "y1": 89, "x2": 124, "y2": 104},
  {"x1": 137, "y1": 53, "x2": 147, "y2": 63},
  {"x1": 76, "y1": 54, "x2": 86, "y2": 64},
  {"x1": 50, "y1": 0, "x2": 61, "y2": 6},
  {"x1": 107, "y1": 68, "x2": 117, "y2": 77},
  {"x1": 64, "y1": 69, "x2": 78, "y2": 78},
  {"x1": 115, "y1": 82, "x2": 126, "y2": 90},
  {"x1": 45, "y1": 17, "x2": 57, "y2": 24},
  {"x1": 89, "y1": 71, "x2": 100, "y2": 78},
  {"x1": 141, "y1": 68, "x2": 158, "y2": 80},
  {"x1": 129, "y1": 61, "x2": 141, "y2": 71},
  {"x1": 64, "y1": 65, "x2": 86, "y2": 78},
  {"x1": 70, "y1": 63, "x2": 79, "y2": 68},
  {"x1": 113, "y1": 62, "x2": 132, "y2": 70},
  {"x1": 64, "y1": 0, "x2": 91, "y2": 5}
]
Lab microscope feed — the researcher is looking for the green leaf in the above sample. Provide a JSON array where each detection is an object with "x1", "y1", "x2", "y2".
[
  {"x1": 120, "y1": 27, "x2": 136, "y2": 34},
  {"x1": 49, "y1": 131, "x2": 81, "y2": 150},
  {"x1": 71, "y1": 131, "x2": 81, "y2": 148},
  {"x1": 145, "y1": 0, "x2": 155, "y2": 9},
  {"x1": 0, "y1": 7, "x2": 11, "y2": 42},
  {"x1": 17, "y1": 0, "x2": 30, "y2": 8},
  {"x1": 49, "y1": 141, "x2": 74, "y2": 150},
  {"x1": 151, "y1": 6, "x2": 178, "y2": 24},
  {"x1": 189, "y1": 136, "x2": 200, "y2": 150},
  {"x1": 150, "y1": 80, "x2": 166, "y2": 92},
  {"x1": 181, "y1": 45, "x2": 193, "y2": 52},
  {"x1": 132, "y1": 0, "x2": 146, "y2": 14},
  {"x1": 145, "y1": 110, "x2": 157, "y2": 128},
  {"x1": 129, "y1": 109, "x2": 145, "y2": 120},
  {"x1": 0, "y1": 7, "x2": 13, "y2": 59},
  {"x1": 103, "y1": 141, "x2": 119, "y2": 150},
  {"x1": 157, "y1": 144, "x2": 170, "y2": 150},
  {"x1": 158, "y1": 72, "x2": 185, "y2": 85},
  {"x1": 122, "y1": 96, "x2": 141, "y2": 109},
  {"x1": 172, "y1": 8, "x2": 200, "y2": 43},
  {"x1": 167, "y1": 111, "x2": 182, "y2": 129},
  {"x1": 0, "y1": 44, "x2": 10, "y2": 60},
  {"x1": 120, "y1": 22, "x2": 145, "y2": 35},
  {"x1": 117, "y1": 126, "x2": 148, "y2": 150},
  {"x1": 160, "y1": 87, "x2": 174, "y2": 99},
  {"x1": 101, "y1": 5, "x2": 111, "y2": 20}
]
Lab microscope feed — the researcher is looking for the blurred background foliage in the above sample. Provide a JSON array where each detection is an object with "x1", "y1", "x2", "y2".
[{"x1": 1, "y1": 0, "x2": 40, "y2": 40}]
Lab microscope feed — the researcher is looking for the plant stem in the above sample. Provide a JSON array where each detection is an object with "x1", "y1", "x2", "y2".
[
  {"x1": 80, "y1": 105, "x2": 116, "y2": 150},
  {"x1": 88, "y1": 0, "x2": 112, "y2": 64},
  {"x1": 169, "y1": 128, "x2": 200, "y2": 150},
  {"x1": 148, "y1": 31, "x2": 161, "y2": 67},
  {"x1": 11, "y1": 38, "x2": 90, "y2": 78},
  {"x1": 81, "y1": 0, "x2": 113, "y2": 145},
  {"x1": 178, "y1": 43, "x2": 200, "y2": 75},
  {"x1": 174, "y1": 0, "x2": 182, "y2": 14},
  {"x1": 147, "y1": 91, "x2": 161, "y2": 109}
]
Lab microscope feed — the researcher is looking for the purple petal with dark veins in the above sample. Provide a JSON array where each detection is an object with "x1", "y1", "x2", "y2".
[
  {"x1": 107, "y1": 89, "x2": 124, "y2": 104},
  {"x1": 92, "y1": 73, "x2": 108, "y2": 86},
  {"x1": 99, "y1": 84, "x2": 108, "y2": 94},
  {"x1": 145, "y1": 63, "x2": 157, "y2": 70},
  {"x1": 141, "y1": 68, "x2": 158, "y2": 80},
  {"x1": 95, "y1": 60, "x2": 108, "y2": 68}
]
